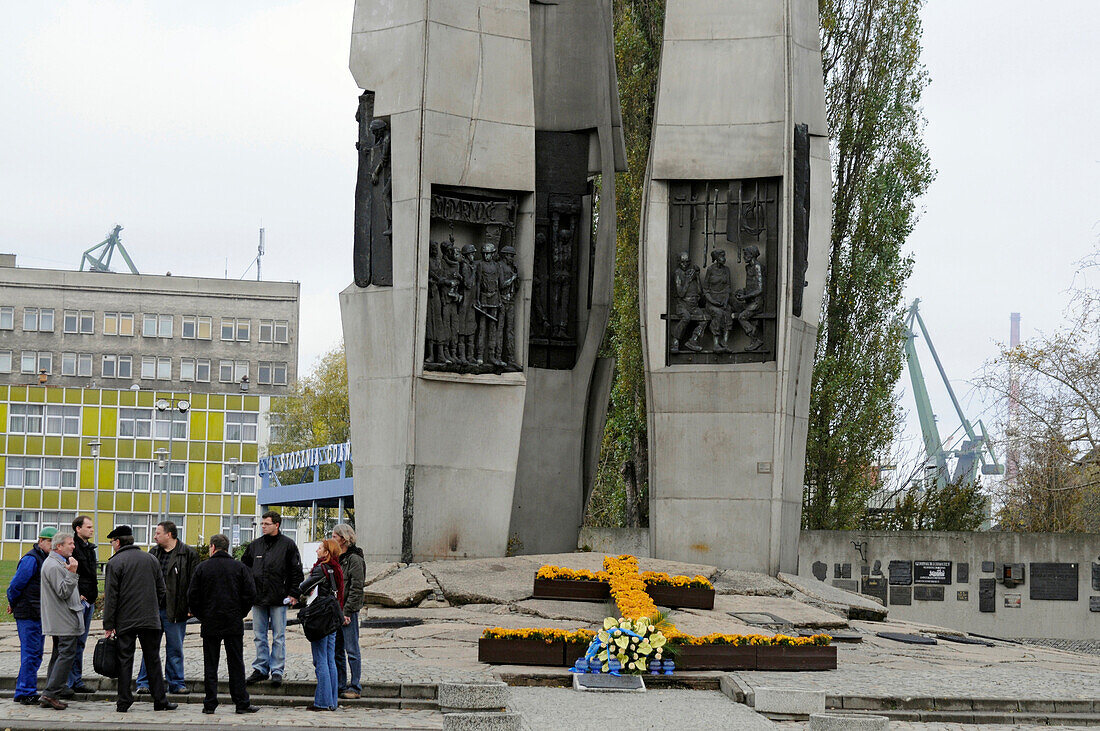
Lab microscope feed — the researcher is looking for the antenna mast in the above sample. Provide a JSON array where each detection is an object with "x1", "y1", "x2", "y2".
[{"x1": 257, "y1": 227, "x2": 265, "y2": 281}]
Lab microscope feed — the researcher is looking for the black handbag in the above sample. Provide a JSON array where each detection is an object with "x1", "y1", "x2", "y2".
[
  {"x1": 299, "y1": 566, "x2": 342, "y2": 642},
  {"x1": 93, "y1": 637, "x2": 119, "y2": 678}
]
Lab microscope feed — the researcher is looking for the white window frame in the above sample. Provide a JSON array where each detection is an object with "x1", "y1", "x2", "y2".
[
  {"x1": 63, "y1": 310, "x2": 79, "y2": 334},
  {"x1": 154, "y1": 410, "x2": 187, "y2": 440},
  {"x1": 181, "y1": 316, "x2": 197, "y2": 339},
  {"x1": 9, "y1": 404, "x2": 44, "y2": 435},
  {"x1": 158, "y1": 314, "x2": 173, "y2": 338},
  {"x1": 259, "y1": 320, "x2": 273, "y2": 343},
  {"x1": 196, "y1": 358, "x2": 211, "y2": 383},
  {"x1": 21, "y1": 351, "x2": 36, "y2": 374},
  {"x1": 61, "y1": 352, "x2": 77, "y2": 376},
  {"x1": 102, "y1": 355, "x2": 117, "y2": 378},
  {"x1": 118, "y1": 355, "x2": 133, "y2": 379},
  {"x1": 223, "y1": 463, "x2": 258, "y2": 495},
  {"x1": 197, "y1": 316, "x2": 212, "y2": 340},
  {"x1": 0, "y1": 349, "x2": 11, "y2": 373},
  {"x1": 234, "y1": 360, "x2": 249, "y2": 382},
  {"x1": 221, "y1": 319, "x2": 234, "y2": 341},
  {"x1": 79, "y1": 311, "x2": 94, "y2": 334},
  {"x1": 258, "y1": 361, "x2": 272, "y2": 385},
  {"x1": 23, "y1": 308, "x2": 38, "y2": 332},
  {"x1": 143, "y1": 313, "x2": 157, "y2": 337},
  {"x1": 180, "y1": 357, "x2": 195, "y2": 381},
  {"x1": 219, "y1": 360, "x2": 234, "y2": 383},
  {"x1": 274, "y1": 320, "x2": 289, "y2": 343},
  {"x1": 44, "y1": 406, "x2": 80, "y2": 436},
  {"x1": 156, "y1": 356, "x2": 171, "y2": 380},
  {"x1": 78, "y1": 353, "x2": 92, "y2": 377},
  {"x1": 119, "y1": 312, "x2": 134, "y2": 337},
  {"x1": 4, "y1": 511, "x2": 41, "y2": 541},
  {"x1": 37, "y1": 352, "x2": 52, "y2": 374},
  {"x1": 0, "y1": 306, "x2": 12, "y2": 330},
  {"x1": 118, "y1": 407, "x2": 153, "y2": 438},
  {"x1": 274, "y1": 362, "x2": 288, "y2": 385},
  {"x1": 141, "y1": 356, "x2": 156, "y2": 379},
  {"x1": 225, "y1": 412, "x2": 259, "y2": 443}
]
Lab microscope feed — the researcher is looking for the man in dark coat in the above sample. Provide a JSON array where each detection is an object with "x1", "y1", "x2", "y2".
[
  {"x1": 241, "y1": 510, "x2": 303, "y2": 686},
  {"x1": 188, "y1": 534, "x2": 258, "y2": 715},
  {"x1": 137, "y1": 520, "x2": 198, "y2": 694},
  {"x1": 7, "y1": 527, "x2": 55, "y2": 704},
  {"x1": 66, "y1": 516, "x2": 97, "y2": 694},
  {"x1": 102, "y1": 525, "x2": 176, "y2": 714}
]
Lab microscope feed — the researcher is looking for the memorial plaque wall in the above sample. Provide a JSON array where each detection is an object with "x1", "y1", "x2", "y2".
[
  {"x1": 1029, "y1": 562, "x2": 1079, "y2": 601},
  {"x1": 888, "y1": 560, "x2": 913, "y2": 585},
  {"x1": 978, "y1": 578, "x2": 996, "y2": 613},
  {"x1": 914, "y1": 561, "x2": 952, "y2": 585},
  {"x1": 812, "y1": 561, "x2": 827, "y2": 581},
  {"x1": 1091, "y1": 596, "x2": 1100, "y2": 613},
  {"x1": 1091, "y1": 562, "x2": 1100, "y2": 591},
  {"x1": 913, "y1": 585, "x2": 945, "y2": 602},
  {"x1": 1004, "y1": 594, "x2": 1022, "y2": 609},
  {"x1": 957, "y1": 590, "x2": 969, "y2": 601},
  {"x1": 834, "y1": 563, "x2": 842, "y2": 579},
  {"x1": 842, "y1": 563, "x2": 852, "y2": 579},
  {"x1": 981, "y1": 561, "x2": 995, "y2": 573},
  {"x1": 889, "y1": 586, "x2": 912, "y2": 606}
]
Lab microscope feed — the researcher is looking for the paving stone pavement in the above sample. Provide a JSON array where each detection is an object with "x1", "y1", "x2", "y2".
[
  {"x1": 0, "y1": 699, "x2": 443, "y2": 729},
  {"x1": 781, "y1": 724, "x2": 1092, "y2": 730}
]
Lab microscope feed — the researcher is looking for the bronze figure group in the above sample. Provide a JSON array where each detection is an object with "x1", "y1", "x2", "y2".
[{"x1": 670, "y1": 246, "x2": 765, "y2": 354}]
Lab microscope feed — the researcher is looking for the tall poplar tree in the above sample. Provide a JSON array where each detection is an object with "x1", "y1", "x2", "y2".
[{"x1": 803, "y1": 0, "x2": 934, "y2": 528}]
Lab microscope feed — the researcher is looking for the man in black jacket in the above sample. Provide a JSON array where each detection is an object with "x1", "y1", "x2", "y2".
[
  {"x1": 241, "y1": 510, "x2": 302, "y2": 686},
  {"x1": 137, "y1": 521, "x2": 197, "y2": 694},
  {"x1": 102, "y1": 525, "x2": 177, "y2": 714},
  {"x1": 66, "y1": 516, "x2": 97, "y2": 694},
  {"x1": 188, "y1": 534, "x2": 259, "y2": 715}
]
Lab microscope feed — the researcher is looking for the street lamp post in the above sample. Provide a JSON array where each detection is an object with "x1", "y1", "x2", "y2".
[
  {"x1": 155, "y1": 448, "x2": 169, "y2": 523},
  {"x1": 155, "y1": 396, "x2": 190, "y2": 524},
  {"x1": 227, "y1": 458, "x2": 240, "y2": 547},
  {"x1": 87, "y1": 440, "x2": 101, "y2": 541}
]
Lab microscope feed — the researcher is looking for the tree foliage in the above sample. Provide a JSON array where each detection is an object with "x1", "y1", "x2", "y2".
[
  {"x1": 587, "y1": 0, "x2": 665, "y2": 527},
  {"x1": 979, "y1": 262, "x2": 1100, "y2": 532},
  {"x1": 803, "y1": 0, "x2": 934, "y2": 529},
  {"x1": 871, "y1": 479, "x2": 987, "y2": 531}
]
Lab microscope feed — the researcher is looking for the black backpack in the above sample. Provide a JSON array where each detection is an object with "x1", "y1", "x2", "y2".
[{"x1": 298, "y1": 565, "x2": 342, "y2": 642}]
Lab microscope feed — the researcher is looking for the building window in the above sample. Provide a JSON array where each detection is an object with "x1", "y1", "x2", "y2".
[
  {"x1": 143, "y1": 314, "x2": 173, "y2": 338},
  {"x1": 118, "y1": 355, "x2": 133, "y2": 379},
  {"x1": 221, "y1": 318, "x2": 251, "y2": 342},
  {"x1": 277, "y1": 517, "x2": 298, "y2": 543},
  {"x1": 260, "y1": 320, "x2": 288, "y2": 343},
  {"x1": 9, "y1": 404, "x2": 44, "y2": 435},
  {"x1": 64, "y1": 311, "x2": 79, "y2": 333},
  {"x1": 274, "y1": 363, "x2": 287, "y2": 385},
  {"x1": 115, "y1": 513, "x2": 151, "y2": 543},
  {"x1": 6, "y1": 458, "x2": 40, "y2": 487},
  {"x1": 63, "y1": 310, "x2": 94, "y2": 334},
  {"x1": 180, "y1": 358, "x2": 195, "y2": 381},
  {"x1": 43, "y1": 458, "x2": 78, "y2": 488},
  {"x1": 220, "y1": 516, "x2": 255, "y2": 544},
  {"x1": 61, "y1": 353, "x2": 92, "y2": 377},
  {"x1": 119, "y1": 408, "x2": 153, "y2": 438},
  {"x1": 24, "y1": 308, "x2": 54, "y2": 332},
  {"x1": 236, "y1": 320, "x2": 250, "y2": 341},
  {"x1": 153, "y1": 462, "x2": 187, "y2": 493},
  {"x1": 223, "y1": 463, "x2": 258, "y2": 495},
  {"x1": 219, "y1": 360, "x2": 233, "y2": 383},
  {"x1": 268, "y1": 410, "x2": 286, "y2": 444},
  {"x1": 62, "y1": 352, "x2": 76, "y2": 376},
  {"x1": 221, "y1": 319, "x2": 234, "y2": 341},
  {"x1": 21, "y1": 351, "x2": 48, "y2": 374},
  {"x1": 234, "y1": 361, "x2": 249, "y2": 382},
  {"x1": 116, "y1": 462, "x2": 151, "y2": 492},
  {"x1": 156, "y1": 356, "x2": 171, "y2": 380},
  {"x1": 258, "y1": 362, "x2": 271, "y2": 385},
  {"x1": 181, "y1": 316, "x2": 196, "y2": 339},
  {"x1": 141, "y1": 356, "x2": 156, "y2": 379},
  {"x1": 196, "y1": 358, "x2": 210, "y2": 382},
  {"x1": 274, "y1": 320, "x2": 289, "y2": 343},
  {"x1": 44, "y1": 406, "x2": 80, "y2": 436},
  {"x1": 0, "y1": 307, "x2": 12, "y2": 330},
  {"x1": 259, "y1": 362, "x2": 288, "y2": 386},
  {"x1": 0, "y1": 350, "x2": 11, "y2": 373},
  {"x1": 34, "y1": 352, "x2": 52, "y2": 374},
  {"x1": 197, "y1": 316, "x2": 212, "y2": 340},
  {"x1": 79, "y1": 353, "x2": 92, "y2": 376},
  {"x1": 104, "y1": 312, "x2": 135, "y2": 337},
  {"x1": 80, "y1": 311, "x2": 94, "y2": 334},
  {"x1": 225, "y1": 412, "x2": 259, "y2": 442},
  {"x1": 102, "y1": 355, "x2": 116, "y2": 378},
  {"x1": 4, "y1": 457, "x2": 75, "y2": 487},
  {"x1": 4, "y1": 511, "x2": 40, "y2": 541},
  {"x1": 154, "y1": 410, "x2": 187, "y2": 439}
]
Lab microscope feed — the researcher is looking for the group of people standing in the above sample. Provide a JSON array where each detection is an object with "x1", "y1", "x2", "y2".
[{"x1": 6, "y1": 510, "x2": 366, "y2": 715}]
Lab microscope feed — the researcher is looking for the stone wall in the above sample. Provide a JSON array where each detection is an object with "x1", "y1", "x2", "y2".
[{"x1": 800, "y1": 530, "x2": 1100, "y2": 640}]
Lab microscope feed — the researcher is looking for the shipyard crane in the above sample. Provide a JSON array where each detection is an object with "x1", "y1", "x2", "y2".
[
  {"x1": 80, "y1": 225, "x2": 140, "y2": 274},
  {"x1": 904, "y1": 299, "x2": 1005, "y2": 489}
]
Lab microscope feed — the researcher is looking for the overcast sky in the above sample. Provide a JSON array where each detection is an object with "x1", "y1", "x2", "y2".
[{"x1": 1, "y1": 1, "x2": 1097, "y2": 460}]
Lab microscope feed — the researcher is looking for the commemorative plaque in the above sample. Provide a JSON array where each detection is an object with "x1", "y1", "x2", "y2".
[
  {"x1": 1029, "y1": 562, "x2": 1078, "y2": 601},
  {"x1": 914, "y1": 561, "x2": 952, "y2": 585},
  {"x1": 861, "y1": 576, "x2": 888, "y2": 605},
  {"x1": 812, "y1": 561, "x2": 827, "y2": 581},
  {"x1": 913, "y1": 585, "x2": 945, "y2": 602},
  {"x1": 889, "y1": 586, "x2": 912, "y2": 606},
  {"x1": 1091, "y1": 562, "x2": 1100, "y2": 591},
  {"x1": 832, "y1": 579, "x2": 859, "y2": 593},
  {"x1": 981, "y1": 561, "x2": 995, "y2": 573},
  {"x1": 1090, "y1": 596, "x2": 1100, "y2": 612},
  {"x1": 888, "y1": 560, "x2": 913, "y2": 586},
  {"x1": 957, "y1": 562, "x2": 969, "y2": 584},
  {"x1": 834, "y1": 563, "x2": 843, "y2": 579},
  {"x1": 978, "y1": 578, "x2": 995, "y2": 613},
  {"x1": 1004, "y1": 593, "x2": 1022, "y2": 609},
  {"x1": 841, "y1": 563, "x2": 852, "y2": 579},
  {"x1": 957, "y1": 590, "x2": 969, "y2": 601}
]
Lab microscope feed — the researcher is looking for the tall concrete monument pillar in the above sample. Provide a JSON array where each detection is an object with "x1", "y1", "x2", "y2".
[
  {"x1": 342, "y1": 0, "x2": 536, "y2": 561},
  {"x1": 640, "y1": 0, "x2": 832, "y2": 573}
]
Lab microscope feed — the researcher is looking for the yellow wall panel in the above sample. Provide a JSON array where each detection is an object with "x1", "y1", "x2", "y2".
[
  {"x1": 100, "y1": 440, "x2": 116, "y2": 459},
  {"x1": 64, "y1": 389, "x2": 81, "y2": 405},
  {"x1": 7, "y1": 436, "x2": 24, "y2": 454},
  {"x1": 226, "y1": 395, "x2": 242, "y2": 411},
  {"x1": 0, "y1": 385, "x2": 8, "y2": 399},
  {"x1": 97, "y1": 492, "x2": 113, "y2": 511},
  {"x1": 187, "y1": 495, "x2": 202, "y2": 514},
  {"x1": 117, "y1": 441, "x2": 134, "y2": 459},
  {"x1": 76, "y1": 492, "x2": 92, "y2": 511},
  {"x1": 46, "y1": 388, "x2": 63, "y2": 404},
  {"x1": 81, "y1": 407, "x2": 99, "y2": 437},
  {"x1": 207, "y1": 412, "x2": 224, "y2": 442},
  {"x1": 5, "y1": 489, "x2": 21, "y2": 507},
  {"x1": 61, "y1": 439, "x2": 79, "y2": 458},
  {"x1": 242, "y1": 444, "x2": 258, "y2": 463},
  {"x1": 190, "y1": 412, "x2": 207, "y2": 441},
  {"x1": 79, "y1": 460, "x2": 94, "y2": 487},
  {"x1": 203, "y1": 516, "x2": 221, "y2": 540},
  {"x1": 188, "y1": 442, "x2": 205, "y2": 461},
  {"x1": 99, "y1": 408, "x2": 117, "y2": 438},
  {"x1": 24, "y1": 436, "x2": 43, "y2": 456},
  {"x1": 101, "y1": 390, "x2": 117, "y2": 406},
  {"x1": 83, "y1": 389, "x2": 101, "y2": 405},
  {"x1": 206, "y1": 443, "x2": 223, "y2": 463},
  {"x1": 0, "y1": 404, "x2": 6, "y2": 428},
  {"x1": 134, "y1": 441, "x2": 152, "y2": 460},
  {"x1": 44, "y1": 436, "x2": 62, "y2": 455},
  {"x1": 187, "y1": 464, "x2": 204, "y2": 492},
  {"x1": 115, "y1": 493, "x2": 132, "y2": 512},
  {"x1": 60, "y1": 491, "x2": 77, "y2": 510},
  {"x1": 206, "y1": 463, "x2": 222, "y2": 493},
  {"x1": 42, "y1": 491, "x2": 59, "y2": 510},
  {"x1": 132, "y1": 493, "x2": 150, "y2": 513},
  {"x1": 9, "y1": 385, "x2": 26, "y2": 402},
  {"x1": 119, "y1": 390, "x2": 136, "y2": 407},
  {"x1": 97, "y1": 461, "x2": 115, "y2": 490},
  {"x1": 170, "y1": 495, "x2": 185, "y2": 514},
  {"x1": 204, "y1": 495, "x2": 222, "y2": 513},
  {"x1": 189, "y1": 393, "x2": 207, "y2": 410},
  {"x1": 137, "y1": 391, "x2": 154, "y2": 408},
  {"x1": 3, "y1": 544, "x2": 20, "y2": 561},
  {"x1": 224, "y1": 443, "x2": 241, "y2": 462},
  {"x1": 27, "y1": 387, "x2": 45, "y2": 403},
  {"x1": 209, "y1": 394, "x2": 225, "y2": 411},
  {"x1": 171, "y1": 442, "x2": 187, "y2": 461},
  {"x1": 24, "y1": 491, "x2": 40, "y2": 508}
]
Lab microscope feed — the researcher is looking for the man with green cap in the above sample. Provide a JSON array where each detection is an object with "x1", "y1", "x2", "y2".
[{"x1": 6, "y1": 527, "x2": 55, "y2": 704}]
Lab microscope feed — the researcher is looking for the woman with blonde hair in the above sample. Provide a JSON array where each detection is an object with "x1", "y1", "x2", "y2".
[
  {"x1": 298, "y1": 539, "x2": 344, "y2": 711},
  {"x1": 331, "y1": 524, "x2": 365, "y2": 699}
]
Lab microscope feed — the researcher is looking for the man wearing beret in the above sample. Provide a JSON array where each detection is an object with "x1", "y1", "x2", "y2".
[
  {"x1": 6, "y1": 527, "x2": 55, "y2": 704},
  {"x1": 102, "y1": 525, "x2": 177, "y2": 713}
]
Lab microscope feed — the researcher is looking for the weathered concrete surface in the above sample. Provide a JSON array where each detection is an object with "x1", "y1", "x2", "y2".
[
  {"x1": 713, "y1": 569, "x2": 793, "y2": 597},
  {"x1": 800, "y1": 530, "x2": 1100, "y2": 639},
  {"x1": 809, "y1": 713, "x2": 890, "y2": 731},
  {"x1": 641, "y1": 0, "x2": 832, "y2": 575},
  {"x1": 364, "y1": 562, "x2": 405, "y2": 586},
  {"x1": 752, "y1": 687, "x2": 826, "y2": 714},
  {"x1": 576, "y1": 527, "x2": 651, "y2": 557},
  {"x1": 777, "y1": 572, "x2": 888, "y2": 622},
  {"x1": 363, "y1": 567, "x2": 434, "y2": 607},
  {"x1": 438, "y1": 681, "x2": 509, "y2": 711},
  {"x1": 513, "y1": 599, "x2": 613, "y2": 624},
  {"x1": 705, "y1": 595, "x2": 848, "y2": 630}
]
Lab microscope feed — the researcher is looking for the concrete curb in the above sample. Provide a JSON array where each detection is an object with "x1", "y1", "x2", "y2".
[{"x1": 810, "y1": 712, "x2": 890, "y2": 730}]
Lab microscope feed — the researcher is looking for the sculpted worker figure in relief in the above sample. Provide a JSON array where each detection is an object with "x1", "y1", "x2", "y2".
[
  {"x1": 457, "y1": 244, "x2": 479, "y2": 364},
  {"x1": 703, "y1": 249, "x2": 734, "y2": 353},
  {"x1": 438, "y1": 239, "x2": 461, "y2": 364},
  {"x1": 499, "y1": 245, "x2": 519, "y2": 367},
  {"x1": 736, "y1": 245, "x2": 766, "y2": 351},
  {"x1": 670, "y1": 251, "x2": 705, "y2": 353},
  {"x1": 475, "y1": 243, "x2": 504, "y2": 367}
]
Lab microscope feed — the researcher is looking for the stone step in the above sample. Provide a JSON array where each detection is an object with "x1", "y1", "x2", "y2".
[
  {"x1": 829, "y1": 695, "x2": 1100, "y2": 714},
  {"x1": 0, "y1": 688, "x2": 437, "y2": 710},
  {"x1": 836, "y1": 708, "x2": 1100, "y2": 726}
]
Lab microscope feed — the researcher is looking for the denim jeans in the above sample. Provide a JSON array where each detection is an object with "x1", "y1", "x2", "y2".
[
  {"x1": 137, "y1": 609, "x2": 186, "y2": 690},
  {"x1": 15, "y1": 619, "x2": 43, "y2": 699},
  {"x1": 251, "y1": 604, "x2": 288, "y2": 678},
  {"x1": 310, "y1": 632, "x2": 338, "y2": 710},
  {"x1": 335, "y1": 611, "x2": 361, "y2": 693},
  {"x1": 67, "y1": 602, "x2": 94, "y2": 688}
]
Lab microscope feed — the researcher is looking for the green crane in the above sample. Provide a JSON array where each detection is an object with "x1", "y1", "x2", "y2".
[
  {"x1": 904, "y1": 299, "x2": 1004, "y2": 489},
  {"x1": 80, "y1": 225, "x2": 139, "y2": 274}
]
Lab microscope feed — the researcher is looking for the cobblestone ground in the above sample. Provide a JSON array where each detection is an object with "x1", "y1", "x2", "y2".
[
  {"x1": 781, "y1": 724, "x2": 1091, "y2": 730},
  {"x1": 1016, "y1": 638, "x2": 1100, "y2": 657}
]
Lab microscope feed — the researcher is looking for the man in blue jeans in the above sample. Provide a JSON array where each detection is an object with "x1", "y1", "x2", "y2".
[
  {"x1": 7, "y1": 527, "x2": 54, "y2": 704},
  {"x1": 241, "y1": 511, "x2": 302, "y2": 687},
  {"x1": 66, "y1": 516, "x2": 98, "y2": 694},
  {"x1": 136, "y1": 521, "x2": 197, "y2": 695}
]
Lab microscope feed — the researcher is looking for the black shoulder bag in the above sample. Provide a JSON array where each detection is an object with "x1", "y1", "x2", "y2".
[{"x1": 298, "y1": 565, "x2": 342, "y2": 641}]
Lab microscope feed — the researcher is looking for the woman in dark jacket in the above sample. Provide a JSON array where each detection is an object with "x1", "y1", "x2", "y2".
[{"x1": 298, "y1": 539, "x2": 344, "y2": 711}]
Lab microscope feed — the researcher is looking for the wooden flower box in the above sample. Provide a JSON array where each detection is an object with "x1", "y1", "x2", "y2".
[
  {"x1": 755, "y1": 645, "x2": 837, "y2": 671},
  {"x1": 564, "y1": 641, "x2": 593, "y2": 667},
  {"x1": 478, "y1": 638, "x2": 564, "y2": 666},
  {"x1": 532, "y1": 578, "x2": 611, "y2": 602},
  {"x1": 674, "y1": 645, "x2": 757, "y2": 670},
  {"x1": 645, "y1": 584, "x2": 716, "y2": 610}
]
